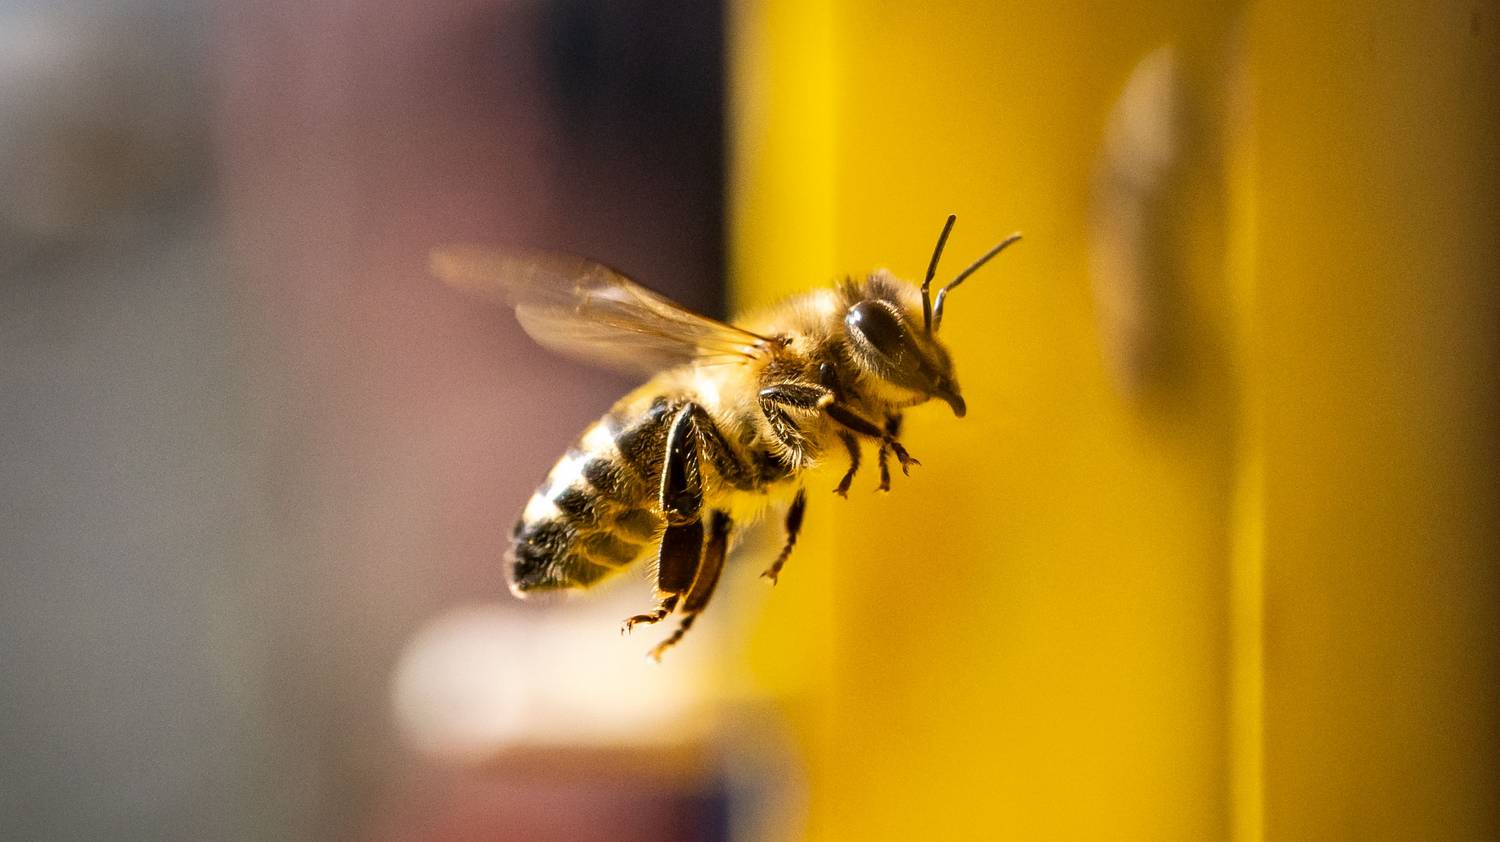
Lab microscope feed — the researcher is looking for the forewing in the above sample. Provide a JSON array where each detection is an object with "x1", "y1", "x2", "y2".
[{"x1": 432, "y1": 247, "x2": 770, "y2": 376}]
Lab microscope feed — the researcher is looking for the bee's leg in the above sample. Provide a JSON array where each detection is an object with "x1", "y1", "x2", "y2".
[
  {"x1": 622, "y1": 520, "x2": 704, "y2": 633},
  {"x1": 825, "y1": 404, "x2": 920, "y2": 475},
  {"x1": 660, "y1": 404, "x2": 706, "y2": 525},
  {"x1": 876, "y1": 441, "x2": 892, "y2": 492},
  {"x1": 761, "y1": 488, "x2": 807, "y2": 584},
  {"x1": 758, "y1": 382, "x2": 834, "y2": 466},
  {"x1": 683, "y1": 403, "x2": 755, "y2": 490},
  {"x1": 649, "y1": 509, "x2": 732, "y2": 661},
  {"x1": 817, "y1": 362, "x2": 846, "y2": 401},
  {"x1": 816, "y1": 359, "x2": 857, "y2": 496},
  {"x1": 874, "y1": 414, "x2": 902, "y2": 492},
  {"x1": 624, "y1": 405, "x2": 706, "y2": 635},
  {"x1": 833, "y1": 431, "x2": 860, "y2": 497},
  {"x1": 623, "y1": 594, "x2": 678, "y2": 632}
]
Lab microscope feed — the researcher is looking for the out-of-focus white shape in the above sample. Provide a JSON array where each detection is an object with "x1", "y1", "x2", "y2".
[
  {"x1": 391, "y1": 598, "x2": 713, "y2": 764},
  {"x1": 390, "y1": 607, "x2": 531, "y2": 762},
  {"x1": 1089, "y1": 46, "x2": 1188, "y2": 399}
]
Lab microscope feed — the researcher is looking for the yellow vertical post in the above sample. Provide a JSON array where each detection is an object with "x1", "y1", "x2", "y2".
[
  {"x1": 1224, "y1": 27, "x2": 1266, "y2": 841},
  {"x1": 727, "y1": 6, "x2": 842, "y2": 839}
]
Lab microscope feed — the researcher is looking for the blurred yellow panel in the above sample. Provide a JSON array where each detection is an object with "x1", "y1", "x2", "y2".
[{"x1": 732, "y1": 1, "x2": 1498, "y2": 839}]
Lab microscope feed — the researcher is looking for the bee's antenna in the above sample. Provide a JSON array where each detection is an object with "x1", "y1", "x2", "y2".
[
  {"x1": 932, "y1": 232, "x2": 1023, "y2": 333},
  {"x1": 921, "y1": 214, "x2": 957, "y2": 334}
]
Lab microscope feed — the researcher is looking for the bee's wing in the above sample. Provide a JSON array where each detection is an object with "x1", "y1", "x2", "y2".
[{"x1": 431, "y1": 247, "x2": 773, "y2": 376}]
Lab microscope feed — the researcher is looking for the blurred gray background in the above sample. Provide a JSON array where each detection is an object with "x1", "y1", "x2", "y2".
[{"x1": 1, "y1": 1, "x2": 731, "y2": 838}]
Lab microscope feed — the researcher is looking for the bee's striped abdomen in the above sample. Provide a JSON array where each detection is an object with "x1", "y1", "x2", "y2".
[{"x1": 507, "y1": 398, "x2": 675, "y2": 595}]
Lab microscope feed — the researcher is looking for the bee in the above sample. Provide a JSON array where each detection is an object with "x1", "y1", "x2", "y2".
[{"x1": 432, "y1": 215, "x2": 1020, "y2": 660}]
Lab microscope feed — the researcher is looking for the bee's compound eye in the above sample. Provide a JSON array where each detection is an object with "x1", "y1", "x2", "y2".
[{"x1": 845, "y1": 300, "x2": 906, "y2": 358}]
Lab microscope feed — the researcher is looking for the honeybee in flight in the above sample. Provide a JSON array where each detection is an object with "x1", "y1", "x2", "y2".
[{"x1": 433, "y1": 216, "x2": 1020, "y2": 660}]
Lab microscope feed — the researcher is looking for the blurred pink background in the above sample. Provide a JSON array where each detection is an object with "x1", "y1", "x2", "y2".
[{"x1": 2, "y1": 1, "x2": 751, "y2": 839}]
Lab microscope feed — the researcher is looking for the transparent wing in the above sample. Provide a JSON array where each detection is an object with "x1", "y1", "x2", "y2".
[{"x1": 431, "y1": 246, "x2": 773, "y2": 376}]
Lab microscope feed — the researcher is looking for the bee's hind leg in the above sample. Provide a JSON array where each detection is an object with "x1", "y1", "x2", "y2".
[
  {"x1": 622, "y1": 404, "x2": 707, "y2": 638},
  {"x1": 623, "y1": 593, "x2": 678, "y2": 633},
  {"x1": 621, "y1": 514, "x2": 704, "y2": 637},
  {"x1": 649, "y1": 509, "x2": 731, "y2": 661},
  {"x1": 761, "y1": 488, "x2": 807, "y2": 584},
  {"x1": 629, "y1": 402, "x2": 737, "y2": 660}
]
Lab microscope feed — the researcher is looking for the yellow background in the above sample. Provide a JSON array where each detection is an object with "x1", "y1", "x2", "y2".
[{"x1": 730, "y1": 2, "x2": 1499, "y2": 839}]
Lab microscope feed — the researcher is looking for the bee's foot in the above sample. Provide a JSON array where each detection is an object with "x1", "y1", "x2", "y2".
[
  {"x1": 832, "y1": 478, "x2": 852, "y2": 498},
  {"x1": 760, "y1": 567, "x2": 781, "y2": 586},
  {"x1": 886, "y1": 439, "x2": 919, "y2": 475},
  {"x1": 647, "y1": 615, "x2": 697, "y2": 661},
  {"x1": 621, "y1": 610, "x2": 667, "y2": 635}
]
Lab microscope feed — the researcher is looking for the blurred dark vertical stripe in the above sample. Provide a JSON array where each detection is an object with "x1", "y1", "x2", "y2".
[{"x1": 539, "y1": 0, "x2": 727, "y2": 317}]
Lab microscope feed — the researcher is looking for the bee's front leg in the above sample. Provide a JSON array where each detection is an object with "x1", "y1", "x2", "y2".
[
  {"x1": 816, "y1": 364, "x2": 862, "y2": 496},
  {"x1": 757, "y1": 382, "x2": 833, "y2": 467},
  {"x1": 824, "y1": 404, "x2": 920, "y2": 477},
  {"x1": 875, "y1": 413, "x2": 903, "y2": 492},
  {"x1": 833, "y1": 431, "x2": 860, "y2": 497}
]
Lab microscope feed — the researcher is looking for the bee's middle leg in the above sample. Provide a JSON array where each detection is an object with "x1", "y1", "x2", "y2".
[{"x1": 761, "y1": 487, "x2": 807, "y2": 584}]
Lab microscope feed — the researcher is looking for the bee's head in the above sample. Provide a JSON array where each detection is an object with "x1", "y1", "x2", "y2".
[
  {"x1": 841, "y1": 216, "x2": 1021, "y2": 418},
  {"x1": 843, "y1": 293, "x2": 967, "y2": 416}
]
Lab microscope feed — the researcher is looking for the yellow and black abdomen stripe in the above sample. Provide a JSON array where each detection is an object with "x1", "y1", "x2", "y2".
[{"x1": 507, "y1": 397, "x2": 674, "y2": 595}]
